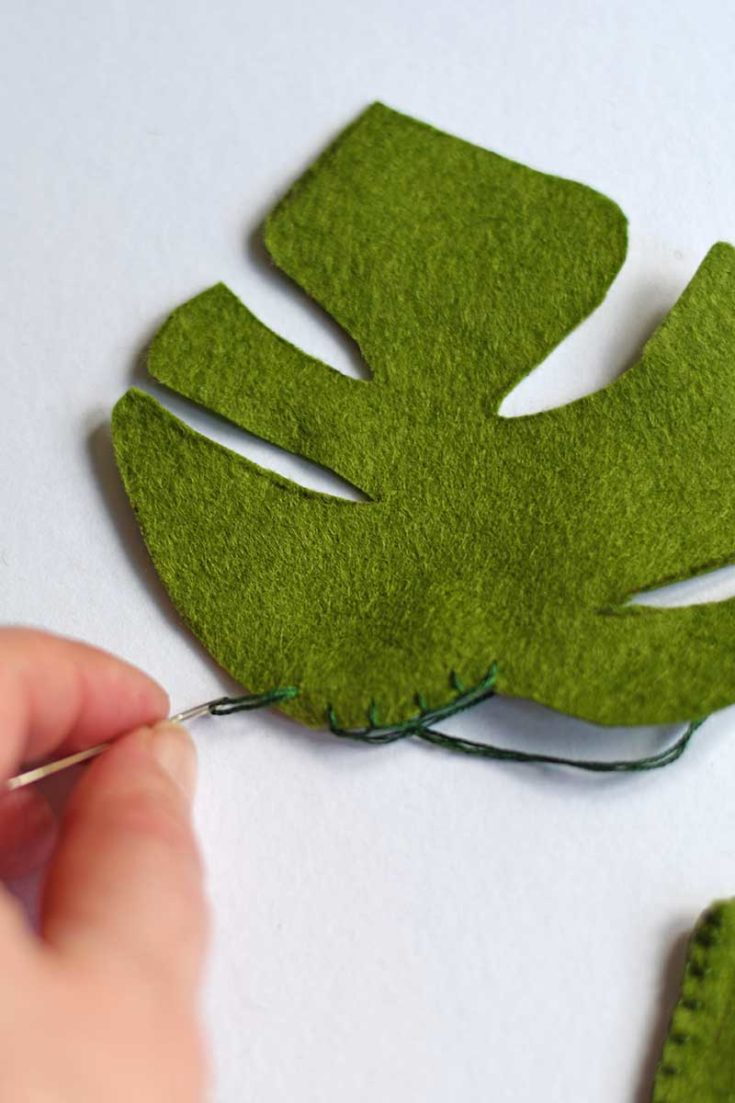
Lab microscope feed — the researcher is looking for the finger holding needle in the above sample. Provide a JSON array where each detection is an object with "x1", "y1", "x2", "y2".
[{"x1": 0, "y1": 627, "x2": 209, "y2": 1103}]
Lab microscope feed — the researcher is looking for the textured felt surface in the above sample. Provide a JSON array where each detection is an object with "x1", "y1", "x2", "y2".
[
  {"x1": 652, "y1": 899, "x2": 735, "y2": 1102},
  {"x1": 112, "y1": 103, "x2": 735, "y2": 729}
]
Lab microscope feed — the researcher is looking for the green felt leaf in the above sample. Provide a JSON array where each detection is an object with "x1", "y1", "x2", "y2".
[
  {"x1": 112, "y1": 103, "x2": 735, "y2": 729},
  {"x1": 652, "y1": 900, "x2": 735, "y2": 1102}
]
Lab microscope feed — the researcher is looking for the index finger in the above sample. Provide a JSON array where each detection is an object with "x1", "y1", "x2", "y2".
[{"x1": 0, "y1": 628, "x2": 169, "y2": 778}]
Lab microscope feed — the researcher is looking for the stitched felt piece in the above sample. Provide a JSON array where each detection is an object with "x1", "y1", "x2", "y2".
[
  {"x1": 652, "y1": 899, "x2": 735, "y2": 1102},
  {"x1": 112, "y1": 103, "x2": 735, "y2": 730}
]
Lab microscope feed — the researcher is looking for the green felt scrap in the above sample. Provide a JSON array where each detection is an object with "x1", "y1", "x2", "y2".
[
  {"x1": 652, "y1": 900, "x2": 735, "y2": 1102},
  {"x1": 112, "y1": 103, "x2": 735, "y2": 730}
]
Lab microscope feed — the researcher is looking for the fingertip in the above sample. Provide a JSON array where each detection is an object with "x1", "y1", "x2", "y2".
[
  {"x1": 42, "y1": 721, "x2": 206, "y2": 991},
  {"x1": 146, "y1": 722, "x2": 198, "y2": 805},
  {"x1": 0, "y1": 628, "x2": 171, "y2": 772},
  {"x1": 82, "y1": 645, "x2": 170, "y2": 730}
]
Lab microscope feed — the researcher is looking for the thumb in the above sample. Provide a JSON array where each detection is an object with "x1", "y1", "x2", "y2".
[{"x1": 41, "y1": 722, "x2": 207, "y2": 994}]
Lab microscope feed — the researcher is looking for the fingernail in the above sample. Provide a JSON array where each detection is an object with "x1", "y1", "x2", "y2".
[{"x1": 149, "y1": 722, "x2": 197, "y2": 803}]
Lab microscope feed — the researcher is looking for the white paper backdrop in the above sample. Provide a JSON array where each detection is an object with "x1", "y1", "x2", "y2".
[{"x1": 2, "y1": 2, "x2": 735, "y2": 1099}]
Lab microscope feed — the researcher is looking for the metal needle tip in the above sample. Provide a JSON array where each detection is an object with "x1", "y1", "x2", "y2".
[
  {"x1": 5, "y1": 697, "x2": 222, "y2": 792},
  {"x1": 4, "y1": 687, "x2": 296, "y2": 793}
]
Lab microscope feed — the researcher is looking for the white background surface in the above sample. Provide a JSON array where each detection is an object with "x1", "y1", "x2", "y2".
[{"x1": 2, "y1": 2, "x2": 735, "y2": 1100}]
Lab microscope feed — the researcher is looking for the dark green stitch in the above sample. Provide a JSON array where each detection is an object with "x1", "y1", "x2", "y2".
[
  {"x1": 325, "y1": 666, "x2": 705, "y2": 772},
  {"x1": 209, "y1": 685, "x2": 299, "y2": 716},
  {"x1": 326, "y1": 665, "x2": 499, "y2": 744},
  {"x1": 450, "y1": 671, "x2": 465, "y2": 694},
  {"x1": 659, "y1": 1064, "x2": 680, "y2": 1078}
]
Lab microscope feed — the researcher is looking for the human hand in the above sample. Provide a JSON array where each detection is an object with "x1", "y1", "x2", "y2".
[{"x1": 0, "y1": 628, "x2": 208, "y2": 1102}]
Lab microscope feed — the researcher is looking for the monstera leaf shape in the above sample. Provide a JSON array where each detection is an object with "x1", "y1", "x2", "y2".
[{"x1": 112, "y1": 103, "x2": 735, "y2": 729}]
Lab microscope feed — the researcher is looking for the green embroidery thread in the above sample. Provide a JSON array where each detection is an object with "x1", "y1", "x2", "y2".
[
  {"x1": 212, "y1": 670, "x2": 705, "y2": 772},
  {"x1": 209, "y1": 685, "x2": 299, "y2": 715}
]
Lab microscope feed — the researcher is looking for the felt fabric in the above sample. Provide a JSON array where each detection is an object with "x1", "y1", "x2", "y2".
[
  {"x1": 652, "y1": 900, "x2": 735, "y2": 1102},
  {"x1": 112, "y1": 103, "x2": 735, "y2": 730}
]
